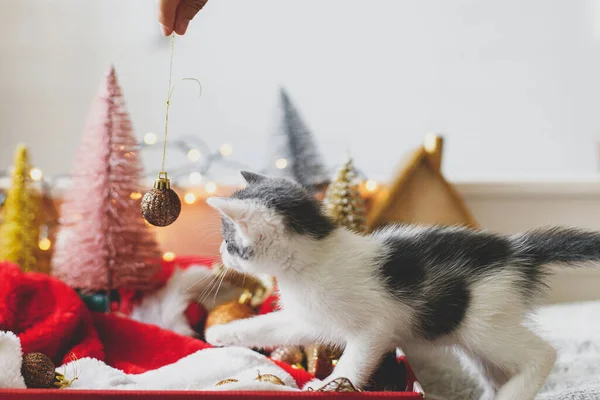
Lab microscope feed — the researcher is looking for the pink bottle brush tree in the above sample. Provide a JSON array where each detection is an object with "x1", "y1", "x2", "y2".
[{"x1": 52, "y1": 66, "x2": 161, "y2": 298}]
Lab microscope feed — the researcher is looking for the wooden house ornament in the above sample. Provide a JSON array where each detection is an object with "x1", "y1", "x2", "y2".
[{"x1": 367, "y1": 134, "x2": 478, "y2": 231}]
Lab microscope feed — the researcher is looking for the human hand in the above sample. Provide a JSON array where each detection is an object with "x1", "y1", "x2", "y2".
[{"x1": 158, "y1": 0, "x2": 209, "y2": 36}]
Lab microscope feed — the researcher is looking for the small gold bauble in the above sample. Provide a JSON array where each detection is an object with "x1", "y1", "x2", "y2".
[
  {"x1": 141, "y1": 172, "x2": 181, "y2": 227},
  {"x1": 270, "y1": 346, "x2": 305, "y2": 365},
  {"x1": 204, "y1": 290, "x2": 255, "y2": 332},
  {"x1": 216, "y1": 378, "x2": 239, "y2": 386},
  {"x1": 304, "y1": 344, "x2": 337, "y2": 379},
  {"x1": 255, "y1": 372, "x2": 285, "y2": 386},
  {"x1": 21, "y1": 352, "x2": 56, "y2": 389}
]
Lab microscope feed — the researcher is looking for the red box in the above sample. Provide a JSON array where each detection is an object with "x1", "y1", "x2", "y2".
[
  {"x1": 0, "y1": 355, "x2": 424, "y2": 399},
  {"x1": 0, "y1": 257, "x2": 425, "y2": 399}
]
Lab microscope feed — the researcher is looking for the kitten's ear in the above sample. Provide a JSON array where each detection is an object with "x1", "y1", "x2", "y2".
[
  {"x1": 206, "y1": 197, "x2": 248, "y2": 221},
  {"x1": 240, "y1": 170, "x2": 268, "y2": 184},
  {"x1": 206, "y1": 197, "x2": 253, "y2": 237}
]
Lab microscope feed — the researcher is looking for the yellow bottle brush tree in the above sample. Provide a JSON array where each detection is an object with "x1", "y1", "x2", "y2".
[{"x1": 0, "y1": 144, "x2": 41, "y2": 272}]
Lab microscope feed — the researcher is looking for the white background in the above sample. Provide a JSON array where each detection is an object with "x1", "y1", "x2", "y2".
[{"x1": 2, "y1": 0, "x2": 600, "y2": 182}]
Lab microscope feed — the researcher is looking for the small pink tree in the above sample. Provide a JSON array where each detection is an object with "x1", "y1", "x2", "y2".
[{"x1": 52, "y1": 66, "x2": 161, "y2": 293}]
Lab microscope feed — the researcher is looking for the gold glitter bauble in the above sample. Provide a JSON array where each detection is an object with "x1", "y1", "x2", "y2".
[
  {"x1": 270, "y1": 346, "x2": 304, "y2": 365},
  {"x1": 255, "y1": 372, "x2": 285, "y2": 386},
  {"x1": 204, "y1": 290, "x2": 255, "y2": 332},
  {"x1": 216, "y1": 378, "x2": 239, "y2": 386},
  {"x1": 141, "y1": 173, "x2": 181, "y2": 227},
  {"x1": 305, "y1": 344, "x2": 338, "y2": 379},
  {"x1": 21, "y1": 352, "x2": 56, "y2": 389}
]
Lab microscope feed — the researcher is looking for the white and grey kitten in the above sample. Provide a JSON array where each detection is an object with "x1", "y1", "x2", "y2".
[{"x1": 205, "y1": 171, "x2": 600, "y2": 399}]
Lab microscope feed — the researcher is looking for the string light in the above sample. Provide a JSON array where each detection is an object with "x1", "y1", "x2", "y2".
[
  {"x1": 30, "y1": 168, "x2": 43, "y2": 181},
  {"x1": 38, "y1": 237, "x2": 52, "y2": 251},
  {"x1": 275, "y1": 158, "x2": 288, "y2": 169},
  {"x1": 144, "y1": 132, "x2": 158, "y2": 145},
  {"x1": 130, "y1": 192, "x2": 143, "y2": 200},
  {"x1": 38, "y1": 224, "x2": 51, "y2": 250},
  {"x1": 162, "y1": 251, "x2": 176, "y2": 262},
  {"x1": 423, "y1": 133, "x2": 439, "y2": 153},
  {"x1": 205, "y1": 181, "x2": 217, "y2": 194},
  {"x1": 184, "y1": 192, "x2": 197, "y2": 204},
  {"x1": 219, "y1": 143, "x2": 233, "y2": 156},
  {"x1": 187, "y1": 149, "x2": 201, "y2": 162},
  {"x1": 365, "y1": 180, "x2": 378, "y2": 192},
  {"x1": 189, "y1": 171, "x2": 203, "y2": 184}
]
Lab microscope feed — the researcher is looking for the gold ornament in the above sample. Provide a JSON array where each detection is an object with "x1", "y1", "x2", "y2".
[
  {"x1": 310, "y1": 377, "x2": 361, "y2": 392},
  {"x1": 204, "y1": 290, "x2": 255, "y2": 332},
  {"x1": 323, "y1": 158, "x2": 368, "y2": 234},
  {"x1": 141, "y1": 34, "x2": 201, "y2": 228},
  {"x1": 269, "y1": 346, "x2": 304, "y2": 365},
  {"x1": 21, "y1": 353, "x2": 56, "y2": 389},
  {"x1": 141, "y1": 172, "x2": 181, "y2": 227},
  {"x1": 216, "y1": 378, "x2": 239, "y2": 386},
  {"x1": 255, "y1": 371, "x2": 285, "y2": 386},
  {"x1": 304, "y1": 344, "x2": 342, "y2": 380}
]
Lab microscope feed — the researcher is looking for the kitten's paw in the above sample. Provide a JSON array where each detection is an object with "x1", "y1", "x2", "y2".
[
  {"x1": 302, "y1": 378, "x2": 324, "y2": 391},
  {"x1": 205, "y1": 324, "x2": 244, "y2": 347}
]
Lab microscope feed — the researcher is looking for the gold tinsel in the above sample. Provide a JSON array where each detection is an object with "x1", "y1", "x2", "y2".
[
  {"x1": 0, "y1": 145, "x2": 41, "y2": 272},
  {"x1": 255, "y1": 372, "x2": 286, "y2": 386},
  {"x1": 310, "y1": 377, "x2": 361, "y2": 392},
  {"x1": 323, "y1": 158, "x2": 367, "y2": 234},
  {"x1": 216, "y1": 378, "x2": 239, "y2": 386}
]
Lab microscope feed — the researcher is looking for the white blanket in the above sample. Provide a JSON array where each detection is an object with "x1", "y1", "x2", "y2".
[{"x1": 407, "y1": 301, "x2": 600, "y2": 400}]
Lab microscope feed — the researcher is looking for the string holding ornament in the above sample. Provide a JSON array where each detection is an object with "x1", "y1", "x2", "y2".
[{"x1": 142, "y1": 34, "x2": 203, "y2": 227}]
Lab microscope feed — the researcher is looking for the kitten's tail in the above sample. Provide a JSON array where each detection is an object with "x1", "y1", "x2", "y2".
[{"x1": 511, "y1": 227, "x2": 600, "y2": 268}]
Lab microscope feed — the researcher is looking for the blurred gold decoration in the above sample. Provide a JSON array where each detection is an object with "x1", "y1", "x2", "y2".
[
  {"x1": 216, "y1": 378, "x2": 239, "y2": 386},
  {"x1": 269, "y1": 346, "x2": 305, "y2": 365},
  {"x1": 204, "y1": 290, "x2": 255, "y2": 332},
  {"x1": 304, "y1": 344, "x2": 342, "y2": 380},
  {"x1": 309, "y1": 377, "x2": 361, "y2": 392},
  {"x1": 0, "y1": 145, "x2": 42, "y2": 272},
  {"x1": 323, "y1": 158, "x2": 368, "y2": 233},
  {"x1": 255, "y1": 371, "x2": 285, "y2": 386},
  {"x1": 367, "y1": 134, "x2": 478, "y2": 231}
]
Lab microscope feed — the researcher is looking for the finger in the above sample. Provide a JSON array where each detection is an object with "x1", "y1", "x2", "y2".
[
  {"x1": 174, "y1": 0, "x2": 208, "y2": 35},
  {"x1": 158, "y1": 0, "x2": 180, "y2": 36}
]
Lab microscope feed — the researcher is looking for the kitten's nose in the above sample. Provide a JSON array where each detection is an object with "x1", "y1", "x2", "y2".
[{"x1": 219, "y1": 242, "x2": 225, "y2": 254}]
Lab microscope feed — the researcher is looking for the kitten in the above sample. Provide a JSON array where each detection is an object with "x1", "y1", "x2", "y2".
[{"x1": 205, "y1": 170, "x2": 600, "y2": 399}]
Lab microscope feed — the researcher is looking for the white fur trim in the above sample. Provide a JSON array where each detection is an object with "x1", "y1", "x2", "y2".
[
  {"x1": 0, "y1": 331, "x2": 26, "y2": 388},
  {"x1": 58, "y1": 347, "x2": 298, "y2": 391}
]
